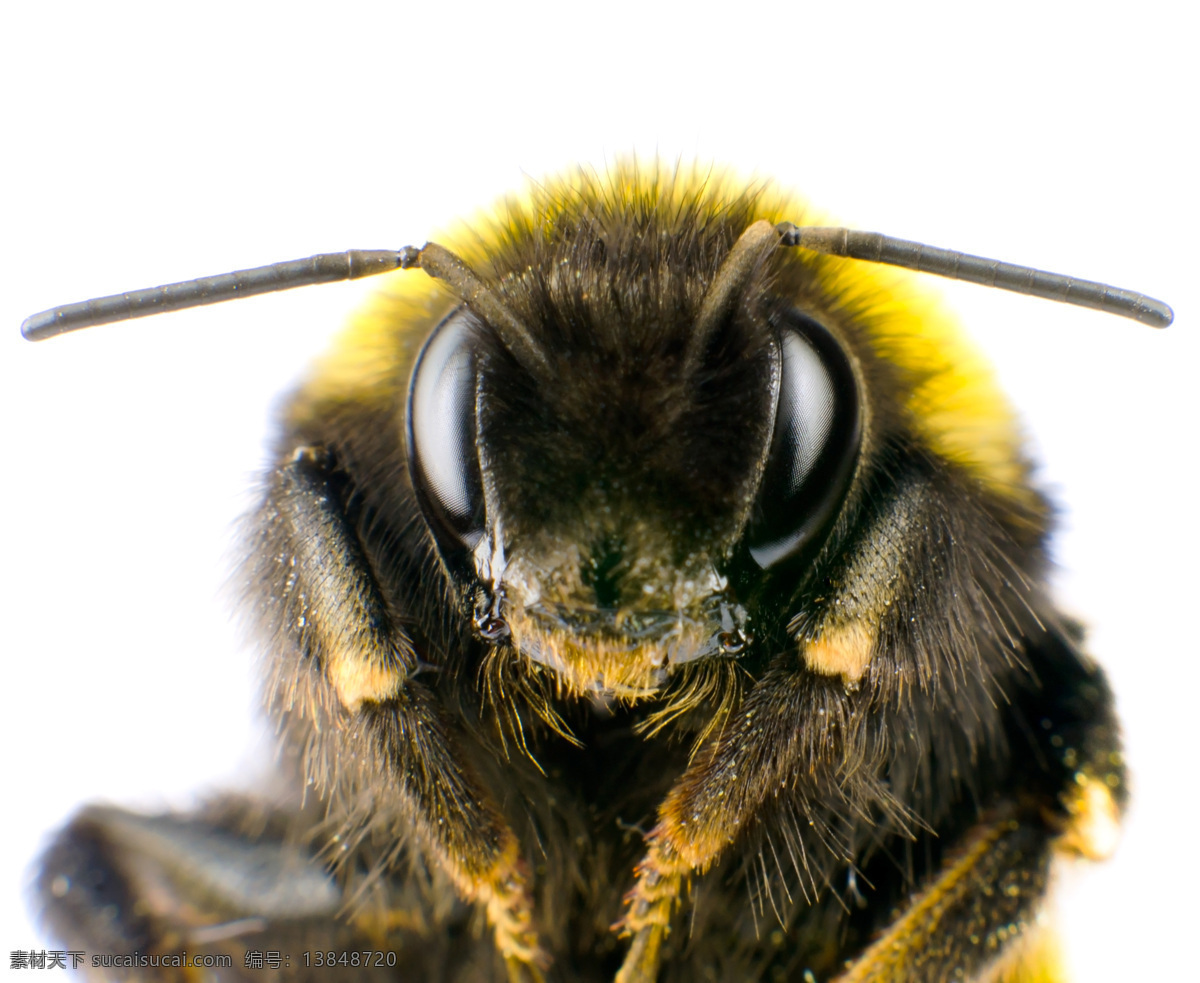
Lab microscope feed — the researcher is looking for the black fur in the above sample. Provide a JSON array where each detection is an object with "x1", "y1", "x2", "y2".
[{"x1": 37, "y1": 168, "x2": 1121, "y2": 982}]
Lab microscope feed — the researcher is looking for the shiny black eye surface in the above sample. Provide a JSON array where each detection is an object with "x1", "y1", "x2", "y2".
[
  {"x1": 745, "y1": 311, "x2": 860, "y2": 569},
  {"x1": 406, "y1": 309, "x2": 486, "y2": 551}
]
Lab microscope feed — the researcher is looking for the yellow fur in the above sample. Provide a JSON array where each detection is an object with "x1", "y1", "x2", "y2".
[
  {"x1": 803, "y1": 622, "x2": 876, "y2": 684},
  {"x1": 301, "y1": 161, "x2": 1030, "y2": 505},
  {"x1": 990, "y1": 925, "x2": 1067, "y2": 983}
]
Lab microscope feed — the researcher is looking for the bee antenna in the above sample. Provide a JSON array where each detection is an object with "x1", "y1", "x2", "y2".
[
  {"x1": 412, "y1": 242, "x2": 552, "y2": 379},
  {"x1": 683, "y1": 220, "x2": 781, "y2": 375},
  {"x1": 21, "y1": 225, "x2": 1172, "y2": 343},
  {"x1": 21, "y1": 249, "x2": 417, "y2": 341},
  {"x1": 21, "y1": 242, "x2": 553, "y2": 378},
  {"x1": 775, "y1": 223, "x2": 1174, "y2": 328}
]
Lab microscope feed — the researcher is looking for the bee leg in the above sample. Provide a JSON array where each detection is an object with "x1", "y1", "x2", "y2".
[
  {"x1": 830, "y1": 811, "x2": 1056, "y2": 983},
  {"x1": 616, "y1": 666, "x2": 842, "y2": 983},
  {"x1": 252, "y1": 448, "x2": 546, "y2": 973},
  {"x1": 618, "y1": 653, "x2": 962, "y2": 981},
  {"x1": 612, "y1": 864, "x2": 676, "y2": 983},
  {"x1": 615, "y1": 626, "x2": 1126, "y2": 982},
  {"x1": 614, "y1": 671, "x2": 1037, "y2": 983},
  {"x1": 620, "y1": 813, "x2": 1064, "y2": 983},
  {"x1": 36, "y1": 798, "x2": 406, "y2": 981}
]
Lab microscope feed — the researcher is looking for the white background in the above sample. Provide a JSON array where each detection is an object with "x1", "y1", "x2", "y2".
[{"x1": 2, "y1": 2, "x2": 1195, "y2": 978}]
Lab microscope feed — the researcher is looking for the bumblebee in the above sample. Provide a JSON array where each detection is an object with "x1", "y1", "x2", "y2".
[{"x1": 24, "y1": 165, "x2": 1171, "y2": 982}]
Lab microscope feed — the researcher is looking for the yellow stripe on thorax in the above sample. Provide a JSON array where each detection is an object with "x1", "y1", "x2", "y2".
[{"x1": 296, "y1": 163, "x2": 1032, "y2": 506}]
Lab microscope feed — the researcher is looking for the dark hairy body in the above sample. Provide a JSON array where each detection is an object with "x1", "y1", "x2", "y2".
[{"x1": 37, "y1": 167, "x2": 1124, "y2": 982}]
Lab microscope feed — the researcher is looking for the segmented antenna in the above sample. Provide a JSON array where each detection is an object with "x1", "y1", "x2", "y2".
[
  {"x1": 21, "y1": 226, "x2": 1173, "y2": 342},
  {"x1": 20, "y1": 249, "x2": 419, "y2": 341},
  {"x1": 414, "y1": 242, "x2": 550, "y2": 378},
  {"x1": 684, "y1": 220, "x2": 779, "y2": 375},
  {"x1": 776, "y1": 224, "x2": 1174, "y2": 328}
]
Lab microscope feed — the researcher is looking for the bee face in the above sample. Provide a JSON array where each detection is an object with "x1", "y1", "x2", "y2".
[
  {"x1": 16, "y1": 158, "x2": 1181, "y2": 983},
  {"x1": 403, "y1": 191, "x2": 869, "y2": 701},
  {"x1": 9, "y1": 5, "x2": 1194, "y2": 977}
]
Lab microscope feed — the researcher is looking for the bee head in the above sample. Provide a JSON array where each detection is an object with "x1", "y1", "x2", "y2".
[{"x1": 407, "y1": 185, "x2": 861, "y2": 699}]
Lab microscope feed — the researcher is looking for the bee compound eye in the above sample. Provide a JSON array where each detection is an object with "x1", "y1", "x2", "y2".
[
  {"x1": 745, "y1": 311, "x2": 861, "y2": 569},
  {"x1": 407, "y1": 309, "x2": 487, "y2": 551}
]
